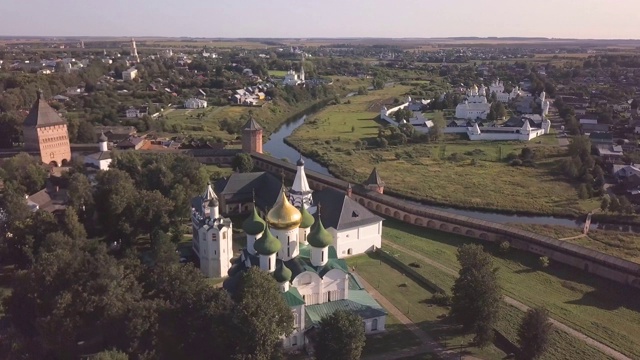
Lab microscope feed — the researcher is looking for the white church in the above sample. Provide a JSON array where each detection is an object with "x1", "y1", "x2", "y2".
[
  {"x1": 455, "y1": 84, "x2": 492, "y2": 120},
  {"x1": 283, "y1": 66, "x2": 305, "y2": 86},
  {"x1": 190, "y1": 157, "x2": 387, "y2": 352},
  {"x1": 488, "y1": 78, "x2": 521, "y2": 103}
]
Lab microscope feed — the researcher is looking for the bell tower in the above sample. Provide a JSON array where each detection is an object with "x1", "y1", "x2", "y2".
[{"x1": 242, "y1": 117, "x2": 263, "y2": 153}]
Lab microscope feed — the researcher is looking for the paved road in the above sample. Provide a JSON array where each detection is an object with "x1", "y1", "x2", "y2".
[
  {"x1": 356, "y1": 273, "x2": 481, "y2": 360},
  {"x1": 383, "y1": 240, "x2": 632, "y2": 360}
]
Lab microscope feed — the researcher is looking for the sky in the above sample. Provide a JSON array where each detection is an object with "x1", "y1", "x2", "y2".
[{"x1": 1, "y1": 0, "x2": 639, "y2": 39}]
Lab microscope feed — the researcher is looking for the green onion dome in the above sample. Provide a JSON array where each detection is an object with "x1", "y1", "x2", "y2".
[
  {"x1": 254, "y1": 226, "x2": 281, "y2": 255},
  {"x1": 243, "y1": 207, "x2": 266, "y2": 235},
  {"x1": 307, "y1": 217, "x2": 333, "y2": 248},
  {"x1": 299, "y1": 206, "x2": 315, "y2": 229},
  {"x1": 274, "y1": 263, "x2": 292, "y2": 283}
]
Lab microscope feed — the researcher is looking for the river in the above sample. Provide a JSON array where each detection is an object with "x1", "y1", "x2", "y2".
[{"x1": 262, "y1": 103, "x2": 640, "y2": 233}]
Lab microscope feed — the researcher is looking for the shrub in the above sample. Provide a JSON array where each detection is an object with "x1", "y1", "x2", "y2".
[
  {"x1": 505, "y1": 152, "x2": 519, "y2": 162},
  {"x1": 431, "y1": 292, "x2": 452, "y2": 306},
  {"x1": 510, "y1": 159, "x2": 523, "y2": 166},
  {"x1": 324, "y1": 139, "x2": 332, "y2": 145},
  {"x1": 538, "y1": 256, "x2": 550, "y2": 269},
  {"x1": 346, "y1": 150, "x2": 355, "y2": 156},
  {"x1": 499, "y1": 241, "x2": 511, "y2": 254}
]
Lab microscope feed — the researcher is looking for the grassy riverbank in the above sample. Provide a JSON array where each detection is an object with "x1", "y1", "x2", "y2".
[
  {"x1": 511, "y1": 223, "x2": 640, "y2": 264},
  {"x1": 382, "y1": 219, "x2": 640, "y2": 358}
]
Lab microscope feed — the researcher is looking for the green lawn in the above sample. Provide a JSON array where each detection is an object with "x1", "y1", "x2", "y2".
[
  {"x1": 382, "y1": 219, "x2": 640, "y2": 359},
  {"x1": 268, "y1": 70, "x2": 290, "y2": 78},
  {"x1": 361, "y1": 314, "x2": 422, "y2": 357},
  {"x1": 512, "y1": 224, "x2": 640, "y2": 264},
  {"x1": 288, "y1": 88, "x2": 597, "y2": 217},
  {"x1": 347, "y1": 253, "x2": 507, "y2": 360}
]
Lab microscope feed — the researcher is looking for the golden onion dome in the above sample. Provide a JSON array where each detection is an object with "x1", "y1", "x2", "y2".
[{"x1": 267, "y1": 189, "x2": 302, "y2": 230}]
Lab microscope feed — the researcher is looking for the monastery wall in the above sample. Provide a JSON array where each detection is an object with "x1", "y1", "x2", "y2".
[{"x1": 251, "y1": 152, "x2": 640, "y2": 289}]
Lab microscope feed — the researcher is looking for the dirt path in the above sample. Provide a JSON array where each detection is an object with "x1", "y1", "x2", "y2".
[
  {"x1": 356, "y1": 273, "x2": 481, "y2": 360},
  {"x1": 382, "y1": 240, "x2": 632, "y2": 360}
]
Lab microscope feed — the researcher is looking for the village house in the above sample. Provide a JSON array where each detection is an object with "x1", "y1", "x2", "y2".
[
  {"x1": 184, "y1": 98, "x2": 207, "y2": 109},
  {"x1": 123, "y1": 67, "x2": 138, "y2": 81}
]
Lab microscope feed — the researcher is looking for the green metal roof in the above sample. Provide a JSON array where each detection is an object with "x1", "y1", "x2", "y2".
[
  {"x1": 282, "y1": 287, "x2": 305, "y2": 307},
  {"x1": 274, "y1": 263, "x2": 292, "y2": 283},
  {"x1": 254, "y1": 226, "x2": 280, "y2": 255},
  {"x1": 307, "y1": 218, "x2": 333, "y2": 248},
  {"x1": 348, "y1": 273, "x2": 365, "y2": 291},
  {"x1": 299, "y1": 206, "x2": 315, "y2": 229},
  {"x1": 304, "y1": 290, "x2": 387, "y2": 325},
  {"x1": 242, "y1": 206, "x2": 266, "y2": 235}
]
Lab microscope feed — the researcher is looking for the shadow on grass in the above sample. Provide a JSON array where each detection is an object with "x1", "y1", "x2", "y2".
[{"x1": 383, "y1": 219, "x2": 640, "y2": 314}]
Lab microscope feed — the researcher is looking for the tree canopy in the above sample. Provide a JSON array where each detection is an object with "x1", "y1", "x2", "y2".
[
  {"x1": 450, "y1": 244, "x2": 502, "y2": 347},
  {"x1": 315, "y1": 309, "x2": 366, "y2": 360},
  {"x1": 517, "y1": 307, "x2": 553, "y2": 360}
]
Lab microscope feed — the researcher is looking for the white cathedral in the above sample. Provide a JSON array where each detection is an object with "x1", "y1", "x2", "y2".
[
  {"x1": 488, "y1": 78, "x2": 521, "y2": 103},
  {"x1": 190, "y1": 157, "x2": 387, "y2": 352}
]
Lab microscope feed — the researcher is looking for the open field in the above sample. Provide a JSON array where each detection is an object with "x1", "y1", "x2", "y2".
[
  {"x1": 163, "y1": 107, "x2": 244, "y2": 140},
  {"x1": 288, "y1": 88, "x2": 598, "y2": 217},
  {"x1": 511, "y1": 224, "x2": 640, "y2": 264},
  {"x1": 347, "y1": 253, "x2": 507, "y2": 360},
  {"x1": 382, "y1": 219, "x2": 640, "y2": 358}
]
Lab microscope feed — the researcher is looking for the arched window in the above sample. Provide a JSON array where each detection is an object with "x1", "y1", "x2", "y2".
[{"x1": 372, "y1": 318, "x2": 378, "y2": 331}]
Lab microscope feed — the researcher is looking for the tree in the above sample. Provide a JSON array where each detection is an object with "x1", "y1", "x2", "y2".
[
  {"x1": 76, "y1": 120, "x2": 97, "y2": 143},
  {"x1": 577, "y1": 184, "x2": 589, "y2": 199},
  {"x1": 62, "y1": 207, "x2": 87, "y2": 240},
  {"x1": 315, "y1": 310, "x2": 366, "y2": 360},
  {"x1": 618, "y1": 196, "x2": 634, "y2": 214},
  {"x1": 450, "y1": 244, "x2": 501, "y2": 347},
  {"x1": 0, "y1": 112, "x2": 21, "y2": 148},
  {"x1": 600, "y1": 195, "x2": 611, "y2": 212},
  {"x1": 520, "y1": 148, "x2": 533, "y2": 161},
  {"x1": 567, "y1": 136, "x2": 592, "y2": 160},
  {"x1": 517, "y1": 307, "x2": 553, "y2": 360},
  {"x1": 229, "y1": 267, "x2": 294, "y2": 359},
  {"x1": 0, "y1": 153, "x2": 48, "y2": 194},
  {"x1": 67, "y1": 172, "x2": 94, "y2": 216},
  {"x1": 232, "y1": 153, "x2": 254, "y2": 173},
  {"x1": 91, "y1": 350, "x2": 129, "y2": 360},
  {"x1": 372, "y1": 78, "x2": 385, "y2": 90},
  {"x1": 609, "y1": 194, "x2": 621, "y2": 213}
]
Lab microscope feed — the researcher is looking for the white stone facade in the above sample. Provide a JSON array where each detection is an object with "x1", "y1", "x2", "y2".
[{"x1": 184, "y1": 98, "x2": 207, "y2": 109}]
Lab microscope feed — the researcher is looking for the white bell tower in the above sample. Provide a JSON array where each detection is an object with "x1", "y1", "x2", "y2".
[{"x1": 193, "y1": 185, "x2": 233, "y2": 278}]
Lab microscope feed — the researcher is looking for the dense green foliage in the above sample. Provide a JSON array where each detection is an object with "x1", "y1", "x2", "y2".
[
  {"x1": 315, "y1": 310, "x2": 366, "y2": 360},
  {"x1": 518, "y1": 307, "x2": 553, "y2": 360},
  {"x1": 450, "y1": 244, "x2": 502, "y2": 347}
]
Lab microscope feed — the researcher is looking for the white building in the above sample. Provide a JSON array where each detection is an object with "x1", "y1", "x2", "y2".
[
  {"x1": 455, "y1": 85, "x2": 491, "y2": 120},
  {"x1": 125, "y1": 107, "x2": 144, "y2": 118},
  {"x1": 122, "y1": 67, "x2": 138, "y2": 81},
  {"x1": 488, "y1": 79, "x2": 521, "y2": 103},
  {"x1": 283, "y1": 66, "x2": 305, "y2": 86},
  {"x1": 466, "y1": 117, "x2": 551, "y2": 141},
  {"x1": 84, "y1": 133, "x2": 113, "y2": 170},
  {"x1": 379, "y1": 97, "x2": 434, "y2": 134},
  {"x1": 184, "y1": 98, "x2": 207, "y2": 109}
]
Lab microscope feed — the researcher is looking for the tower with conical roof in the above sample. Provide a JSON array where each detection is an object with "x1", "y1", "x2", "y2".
[
  {"x1": 289, "y1": 156, "x2": 313, "y2": 209},
  {"x1": 242, "y1": 117, "x2": 263, "y2": 154},
  {"x1": 267, "y1": 188, "x2": 302, "y2": 261},
  {"x1": 23, "y1": 90, "x2": 71, "y2": 167},
  {"x1": 364, "y1": 167, "x2": 385, "y2": 194},
  {"x1": 192, "y1": 183, "x2": 233, "y2": 278}
]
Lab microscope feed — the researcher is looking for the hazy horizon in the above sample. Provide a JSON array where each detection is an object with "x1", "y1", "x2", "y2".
[{"x1": 2, "y1": 0, "x2": 639, "y2": 40}]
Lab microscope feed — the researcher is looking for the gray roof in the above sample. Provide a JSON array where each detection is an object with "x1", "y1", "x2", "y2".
[
  {"x1": 365, "y1": 168, "x2": 384, "y2": 186},
  {"x1": 243, "y1": 117, "x2": 263, "y2": 131},
  {"x1": 214, "y1": 172, "x2": 281, "y2": 210},
  {"x1": 85, "y1": 151, "x2": 112, "y2": 160},
  {"x1": 312, "y1": 188, "x2": 383, "y2": 231},
  {"x1": 23, "y1": 91, "x2": 67, "y2": 128}
]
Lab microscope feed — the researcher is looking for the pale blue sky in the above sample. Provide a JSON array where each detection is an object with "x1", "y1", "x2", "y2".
[{"x1": 2, "y1": 0, "x2": 639, "y2": 39}]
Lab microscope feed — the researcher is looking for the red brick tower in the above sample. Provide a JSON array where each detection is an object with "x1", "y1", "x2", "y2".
[
  {"x1": 242, "y1": 117, "x2": 263, "y2": 154},
  {"x1": 23, "y1": 90, "x2": 71, "y2": 167}
]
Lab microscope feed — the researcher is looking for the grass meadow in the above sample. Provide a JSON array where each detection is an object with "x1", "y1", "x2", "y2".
[
  {"x1": 287, "y1": 86, "x2": 598, "y2": 217},
  {"x1": 381, "y1": 219, "x2": 640, "y2": 358}
]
